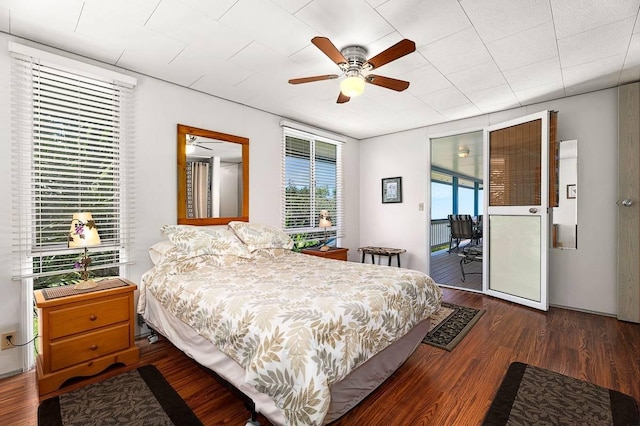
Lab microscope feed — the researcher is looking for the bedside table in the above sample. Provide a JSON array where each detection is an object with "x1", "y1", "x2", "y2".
[
  {"x1": 34, "y1": 278, "x2": 140, "y2": 395},
  {"x1": 301, "y1": 247, "x2": 349, "y2": 261}
]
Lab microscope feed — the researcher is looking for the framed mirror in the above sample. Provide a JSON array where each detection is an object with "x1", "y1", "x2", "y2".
[
  {"x1": 177, "y1": 124, "x2": 249, "y2": 225},
  {"x1": 552, "y1": 139, "x2": 577, "y2": 249}
]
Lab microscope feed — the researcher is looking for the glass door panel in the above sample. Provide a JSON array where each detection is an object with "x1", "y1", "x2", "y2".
[{"x1": 489, "y1": 215, "x2": 541, "y2": 301}]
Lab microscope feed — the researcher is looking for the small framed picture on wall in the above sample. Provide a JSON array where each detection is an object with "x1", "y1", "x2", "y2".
[
  {"x1": 566, "y1": 184, "x2": 577, "y2": 199},
  {"x1": 382, "y1": 177, "x2": 402, "y2": 203}
]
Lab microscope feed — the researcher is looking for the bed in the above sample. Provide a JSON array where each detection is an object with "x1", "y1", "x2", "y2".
[{"x1": 138, "y1": 222, "x2": 442, "y2": 425}]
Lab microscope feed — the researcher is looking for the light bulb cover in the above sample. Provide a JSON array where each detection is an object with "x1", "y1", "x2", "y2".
[{"x1": 340, "y1": 75, "x2": 365, "y2": 97}]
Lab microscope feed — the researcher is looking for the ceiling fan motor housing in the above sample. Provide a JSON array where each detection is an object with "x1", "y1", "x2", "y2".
[{"x1": 340, "y1": 45, "x2": 370, "y2": 74}]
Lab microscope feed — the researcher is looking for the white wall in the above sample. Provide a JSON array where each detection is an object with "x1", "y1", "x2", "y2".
[
  {"x1": 0, "y1": 33, "x2": 360, "y2": 376},
  {"x1": 359, "y1": 127, "x2": 429, "y2": 267},
  {"x1": 360, "y1": 89, "x2": 618, "y2": 316}
]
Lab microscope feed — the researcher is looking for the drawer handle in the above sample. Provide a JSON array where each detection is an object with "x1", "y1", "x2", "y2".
[
  {"x1": 89, "y1": 315, "x2": 97, "y2": 321},
  {"x1": 90, "y1": 344, "x2": 98, "y2": 351}
]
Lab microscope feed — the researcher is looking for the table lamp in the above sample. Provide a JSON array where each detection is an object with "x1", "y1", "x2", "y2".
[
  {"x1": 318, "y1": 210, "x2": 332, "y2": 252},
  {"x1": 68, "y1": 212, "x2": 101, "y2": 290}
]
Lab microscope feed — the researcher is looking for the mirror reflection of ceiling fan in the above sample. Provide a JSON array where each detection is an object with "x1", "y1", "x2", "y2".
[
  {"x1": 288, "y1": 36, "x2": 416, "y2": 103},
  {"x1": 186, "y1": 134, "x2": 221, "y2": 153}
]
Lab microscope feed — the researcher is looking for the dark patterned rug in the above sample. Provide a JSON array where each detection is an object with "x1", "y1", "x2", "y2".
[
  {"x1": 422, "y1": 302, "x2": 485, "y2": 351},
  {"x1": 38, "y1": 365, "x2": 202, "y2": 426},
  {"x1": 483, "y1": 362, "x2": 640, "y2": 425}
]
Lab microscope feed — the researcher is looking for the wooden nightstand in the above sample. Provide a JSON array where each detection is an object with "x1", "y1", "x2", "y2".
[
  {"x1": 301, "y1": 247, "x2": 349, "y2": 261},
  {"x1": 34, "y1": 278, "x2": 140, "y2": 396}
]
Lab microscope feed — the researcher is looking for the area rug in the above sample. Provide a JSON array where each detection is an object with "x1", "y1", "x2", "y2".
[
  {"x1": 422, "y1": 302, "x2": 485, "y2": 351},
  {"x1": 38, "y1": 365, "x2": 203, "y2": 426},
  {"x1": 483, "y1": 362, "x2": 640, "y2": 425}
]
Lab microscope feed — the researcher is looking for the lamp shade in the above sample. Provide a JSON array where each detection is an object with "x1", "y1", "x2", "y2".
[
  {"x1": 319, "y1": 218, "x2": 332, "y2": 227},
  {"x1": 68, "y1": 212, "x2": 101, "y2": 248},
  {"x1": 319, "y1": 210, "x2": 332, "y2": 228},
  {"x1": 340, "y1": 75, "x2": 365, "y2": 98}
]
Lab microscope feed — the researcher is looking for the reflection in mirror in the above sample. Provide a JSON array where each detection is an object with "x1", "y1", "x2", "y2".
[
  {"x1": 552, "y1": 139, "x2": 577, "y2": 249},
  {"x1": 186, "y1": 135, "x2": 243, "y2": 218},
  {"x1": 177, "y1": 124, "x2": 249, "y2": 226}
]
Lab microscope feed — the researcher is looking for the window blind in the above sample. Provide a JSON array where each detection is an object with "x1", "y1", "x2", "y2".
[
  {"x1": 281, "y1": 126, "x2": 344, "y2": 246},
  {"x1": 488, "y1": 119, "x2": 542, "y2": 207},
  {"x1": 11, "y1": 47, "x2": 136, "y2": 281}
]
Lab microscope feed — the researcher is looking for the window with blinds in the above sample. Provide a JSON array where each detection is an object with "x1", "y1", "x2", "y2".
[
  {"x1": 281, "y1": 127, "x2": 344, "y2": 248},
  {"x1": 11, "y1": 44, "x2": 136, "y2": 289}
]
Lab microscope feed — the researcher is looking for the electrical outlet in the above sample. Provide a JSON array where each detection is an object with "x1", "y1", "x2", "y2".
[{"x1": 1, "y1": 331, "x2": 17, "y2": 350}]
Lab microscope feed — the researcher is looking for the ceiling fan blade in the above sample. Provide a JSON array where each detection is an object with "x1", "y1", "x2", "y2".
[
  {"x1": 337, "y1": 92, "x2": 350, "y2": 104},
  {"x1": 195, "y1": 144, "x2": 215, "y2": 151},
  {"x1": 366, "y1": 39, "x2": 416, "y2": 70},
  {"x1": 312, "y1": 37, "x2": 347, "y2": 66},
  {"x1": 366, "y1": 75, "x2": 410, "y2": 91},
  {"x1": 288, "y1": 74, "x2": 339, "y2": 85}
]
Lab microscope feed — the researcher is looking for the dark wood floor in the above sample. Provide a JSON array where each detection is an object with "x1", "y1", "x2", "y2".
[
  {"x1": 2, "y1": 288, "x2": 639, "y2": 425},
  {"x1": 430, "y1": 245, "x2": 483, "y2": 291}
]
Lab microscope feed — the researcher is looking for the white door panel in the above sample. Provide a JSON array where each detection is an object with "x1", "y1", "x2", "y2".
[{"x1": 483, "y1": 111, "x2": 550, "y2": 311}]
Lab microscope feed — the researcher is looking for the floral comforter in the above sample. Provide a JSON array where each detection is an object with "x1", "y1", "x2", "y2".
[{"x1": 139, "y1": 250, "x2": 442, "y2": 425}]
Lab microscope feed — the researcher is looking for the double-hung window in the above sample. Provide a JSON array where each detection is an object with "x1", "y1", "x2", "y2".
[
  {"x1": 281, "y1": 126, "x2": 344, "y2": 249},
  {"x1": 10, "y1": 43, "x2": 136, "y2": 367}
]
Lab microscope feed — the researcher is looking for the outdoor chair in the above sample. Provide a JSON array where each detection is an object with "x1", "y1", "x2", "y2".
[
  {"x1": 448, "y1": 214, "x2": 480, "y2": 252},
  {"x1": 474, "y1": 215, "x2": 483, "y2": 242},
  {"x1": 459, "y1": 245, "x2": 483, "y2": 282}
]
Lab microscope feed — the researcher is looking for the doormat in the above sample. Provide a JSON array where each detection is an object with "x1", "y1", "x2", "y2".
[
  {"x1": 422, "y1": 302, "x2": 484, "y2": 351},
  {"x1": 483, "y1": 362, "x2": 639, "y2": 425},
  {"x1": 38, "y1": 365, "x2": 203, "y2": 425}
]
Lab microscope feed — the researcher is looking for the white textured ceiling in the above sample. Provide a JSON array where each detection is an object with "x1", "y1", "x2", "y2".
[{"x1": 2, "y1": 0, "x2": 640, "y2": 139}]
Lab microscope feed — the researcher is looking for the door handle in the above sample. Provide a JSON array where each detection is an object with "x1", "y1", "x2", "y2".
[
  {"x1": 529, "y1": 207, "x2": 538, "y2": 213},
  {"x1": 622, "y1": 199, "x2": 633, "y2": 207}
]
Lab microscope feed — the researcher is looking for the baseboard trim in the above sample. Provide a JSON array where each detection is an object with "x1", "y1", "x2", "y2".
[
  {"x1": 0, "y1": 368, "x2": 24, "y2": 380},
  {"x1": 549, "y1": 303, "x2": 616, "y2": 318}
]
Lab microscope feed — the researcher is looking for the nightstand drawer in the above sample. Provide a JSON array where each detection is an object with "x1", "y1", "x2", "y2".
[
  {"x1": 49, "y1": 323, "x2": 130, "y2": 371},
  {"x1": 48, "y1": 295, "x2": 130, "y2": 339}
]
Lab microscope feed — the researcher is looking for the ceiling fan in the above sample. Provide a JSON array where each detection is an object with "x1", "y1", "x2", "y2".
[
  {"x1": 288, "y1": 36, "x2": 416, "y2": 103},
  {"x1": 186, "y1": 134, "x2": 222, "y2": 153}
]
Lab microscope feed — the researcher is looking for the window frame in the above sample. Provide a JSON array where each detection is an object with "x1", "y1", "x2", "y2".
[
  {"x1": 10, "y1": 42, "x2": 136, "y2": 370},
  {"x1": 281, "y1": 126, "x2": 344, "y2": 249}
]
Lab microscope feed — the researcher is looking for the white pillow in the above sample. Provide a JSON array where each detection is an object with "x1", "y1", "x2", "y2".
[
  {"x1": 148, "y1": 240, "x2": 175, "y2": 265},
  {"x1": 161, "y1": 224, "x2": 252, "y2": 259},
  {"x1": 228, "y1": 221, "x2": 294, "y2": 252}
]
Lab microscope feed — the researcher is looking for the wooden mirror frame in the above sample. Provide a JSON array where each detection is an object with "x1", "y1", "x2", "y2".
[{"x1": 177, "y1": 124, "x2": 249, "y2": 225}]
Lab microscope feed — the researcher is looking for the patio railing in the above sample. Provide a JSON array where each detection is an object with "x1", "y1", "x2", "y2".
[{"x1": 430, "y1": 219, "x2": 450, "y2": 249}]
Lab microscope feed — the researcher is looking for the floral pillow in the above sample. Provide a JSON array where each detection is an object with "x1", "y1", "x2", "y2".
[
  {"x1": 161, "y1": 225, "x2": 252, "y2": 259},
  {"x1": 157, "y1": 247, "x2": 250, "y2": 269},
  {"x1": 228, "y1": 221, "x2": 294, "y2": 252}
]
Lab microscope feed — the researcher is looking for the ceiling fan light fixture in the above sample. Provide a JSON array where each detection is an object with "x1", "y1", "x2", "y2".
[
  {"x1": 340, "y1": 75, "x2": 365, "y2": 97},
  {"x1": 458, "y1": 147, "x2": 470, "y2": 158}
]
